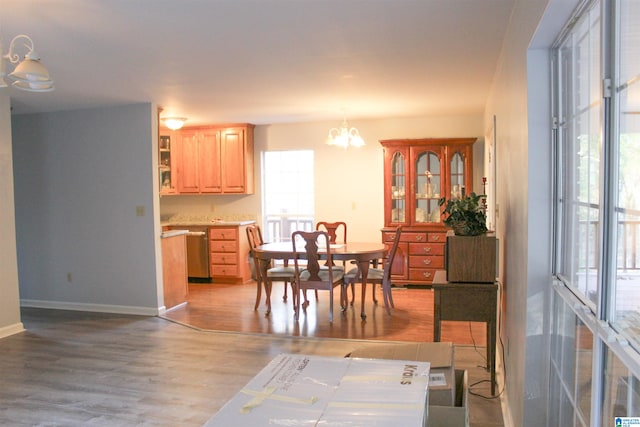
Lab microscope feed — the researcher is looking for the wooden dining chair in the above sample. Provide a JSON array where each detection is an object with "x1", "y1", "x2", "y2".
[
  {"x1": 291, "y1": 230, "x2": 345, "y2": 322},
  {"x1": 315, "y1": 221, "x2": 348, "y2": 297},
  {"x1": 246, "y1": 224, "x2": 296, "y2": 315},
  {"x1": 343, "y1": 226, "x2": 402, "y2": 315}
]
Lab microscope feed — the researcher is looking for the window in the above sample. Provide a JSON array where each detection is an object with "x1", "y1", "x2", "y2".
[
  {"x1": 552, "y1": 0, "x2": 640, "y2": 423},
  {"x1": 262, "y1": 150, "x2": 314, "y2": 242}
]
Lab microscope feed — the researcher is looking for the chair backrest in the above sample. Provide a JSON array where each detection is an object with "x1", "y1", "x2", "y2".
[
  {"x1": 292, "y1": 230, "x2": 335, "y2": 283},
  {"x1": 315, "y1": 221, "x2": 347, "y2": 244},
  {"x1": 383, "y1": 226, "x2": 403, "y2": 283},
  {"x1": 245, "y1": 224, "x2": 264, "y2": 252}
]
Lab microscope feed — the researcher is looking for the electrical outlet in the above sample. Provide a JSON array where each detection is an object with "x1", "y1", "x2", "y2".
[
  {"x1": 67, "y1": 272, "x2": 72, "y2": 283},
  {"x1": 136, "y1": 206, "x2": 145, "y2": 216}
]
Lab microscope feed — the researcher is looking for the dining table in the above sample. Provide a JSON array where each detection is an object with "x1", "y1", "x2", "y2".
[{"x1": 252, "y1": 241, "x2": 387, "y2": 320}]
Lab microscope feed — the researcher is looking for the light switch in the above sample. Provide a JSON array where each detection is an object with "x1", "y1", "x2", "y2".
[{"x1": 136, "y1": 206, "x2": 145, "y2": 216}]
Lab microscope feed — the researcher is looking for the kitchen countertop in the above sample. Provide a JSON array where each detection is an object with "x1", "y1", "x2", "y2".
[
  {"x1": 161, "y1": 214, "x2": 256, "y2": 228},
  {"x1": 162, "y1": 220, "x2": 256, "y2": 227},
  {"x1": 161, "y1": 229, "x2": 189, "y2": 238}
]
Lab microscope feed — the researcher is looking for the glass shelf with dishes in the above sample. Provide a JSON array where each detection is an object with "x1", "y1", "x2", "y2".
[
  {"x1": 159, "y1": 134, "x2": 176, "y2": 194},
  {"x1": 390, "y1": 151, "x2": 406, "y2": 223},
  {"x1": 414, "y1": 150, "x2": 442, "y2": 224}
]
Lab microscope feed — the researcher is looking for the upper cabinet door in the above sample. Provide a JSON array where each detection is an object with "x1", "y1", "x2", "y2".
[
  {"x1": 177, "y1": 129, "x2": 200, "y2": 193},
  {"x1": 199, "y1": 128, "x2": 222, "y2": 193},
  {"x1": 220, "y1": 127, "x2": 247, "y2": 193}
]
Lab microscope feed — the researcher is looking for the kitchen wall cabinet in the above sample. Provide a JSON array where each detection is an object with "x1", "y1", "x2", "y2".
[
  {"x1": 174, "y1": 124, "x2": 255, "y2": 195},
  {"x1": 380, "y1": 137, "x2": 476, "y2": 285}
]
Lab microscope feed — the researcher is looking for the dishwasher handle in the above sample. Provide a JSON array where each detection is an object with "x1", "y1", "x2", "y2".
[{"x1": 186, "y1": 231, "x2": 206, "y2": 237}]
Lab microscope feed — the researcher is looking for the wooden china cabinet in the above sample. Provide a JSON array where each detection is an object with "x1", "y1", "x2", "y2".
[{"x1": 380, "y1": 137, "x2": 476, "y2": 285}]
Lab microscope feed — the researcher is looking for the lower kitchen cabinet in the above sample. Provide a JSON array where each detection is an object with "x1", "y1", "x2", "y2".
[{"x1": 209, "y1": 225, "x2": 251, "y2": 284}]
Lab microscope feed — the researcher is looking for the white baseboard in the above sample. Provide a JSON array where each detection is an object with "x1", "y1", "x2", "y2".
[
  {"x1": 496, "y1": 339, "x2": 515, "y2": 427},
  {"x1": 20, "y1": 299, "x2": 161, "y2": 316},
  {"x1": 0, "y1": 321, "x2": 25, "y2": 339}
]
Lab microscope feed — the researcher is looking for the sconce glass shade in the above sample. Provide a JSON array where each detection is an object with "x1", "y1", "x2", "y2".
[
  {"x1": 1, "y1": 35, "x2": 54, "y2": 92},
  {"x1": 9, "y1": 58, "x2": 54, "y2": 92},
  {"x1": 162, "y1": 117, "x2": 187, "y2": 130},
  {"x1": 326, "y1": 118, "x2": 365, "y2": 148}
]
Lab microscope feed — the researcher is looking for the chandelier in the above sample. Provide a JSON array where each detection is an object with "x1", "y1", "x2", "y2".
[
  {"x1": 326, "y1": 118, "x2": 365, "y2": 148},
  {"x1": 0, "y1": 34, "x2": 54, "y2": 92}
]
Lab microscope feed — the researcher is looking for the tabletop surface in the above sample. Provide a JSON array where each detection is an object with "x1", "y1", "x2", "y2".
[{"x1": 254, "y1": 241, "x2": 386, "y2": 256}]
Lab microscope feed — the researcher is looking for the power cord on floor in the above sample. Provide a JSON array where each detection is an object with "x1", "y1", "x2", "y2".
[{"x1": 467, "y1": 280, "x2": 506, "y2": 400}]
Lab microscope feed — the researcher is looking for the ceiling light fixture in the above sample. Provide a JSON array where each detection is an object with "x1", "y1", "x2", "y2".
[
  {"x1": 326, "y1": 117, "x2": 365, "y2": 149},
  {"x1": 162, "y1": 117, "x2": 187, "y2": 130},
  {"x1": 0, "y1": 34, "x2": 54, "y2": 92}
]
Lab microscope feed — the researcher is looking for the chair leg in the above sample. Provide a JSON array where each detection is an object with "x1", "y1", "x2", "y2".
[
  {"x1": 264, "y1": 280, "x2": 273, "y2": 315},
  {"x1": 350, "y1": 283, "x2": 355, "y2": 306},
  {"x1": 372, "y1": 284, "x2": 378, "y2": 305},
  {"x1": 254, "y1": 277, "x2": 262, "y2": 311},
  {"x1": 329, "y1": 288, "x2": 333, "y2": 323},
  {"x1": 283, "y1": 281, "x2": 288, "y2": 302}
]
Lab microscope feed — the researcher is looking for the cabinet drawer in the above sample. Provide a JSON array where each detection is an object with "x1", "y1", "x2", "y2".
[
  {"x1": 210, "y1": 241, "x2": 238, "y2": 252},
  {"x1": 427, "y1": 232, "x2": 447, "y2": 243},
  {"x1": 210, "y1": 264, "x2": 239, "y2": 276},
  {"x1": 210, "y1": 253, "x2": 237, "y2": 265},
  {"x1": 409, "y1": 255, "x2": 444, "y2": 269},
  {"x1": 409, "y1": 242, "x2": 444, "y2": 256},
  {"x1": 400, "y1": 232, "x2": 429, "y2": 243},
  {"x1": 408, "y1": 268, "x2": 437, "y2": 282},
  {"x1": 209, "y1": 228, "x2": 237, "y2": 240}
]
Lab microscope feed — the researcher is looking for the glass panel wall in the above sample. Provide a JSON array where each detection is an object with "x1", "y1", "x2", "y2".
[
  {"x1": 613, "y1": 0, "x2": 640, "y2": 350},
  {"x1": 552, "y1": 0, "x2": 640, "y2": 425}
]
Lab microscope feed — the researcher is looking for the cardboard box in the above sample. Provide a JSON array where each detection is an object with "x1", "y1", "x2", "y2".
[
  {"x1": 428, "y1": 369, "x2": 469, "y2": 427},
  {"x1": 204, "y1": 353, "x2": 431, "y2": 427},
  {"x1": 348, "y1": 342, "x2": 455, "y2": 406}
]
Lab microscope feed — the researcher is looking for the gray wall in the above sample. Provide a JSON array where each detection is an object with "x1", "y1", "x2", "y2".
[{"x1": 11, "y1": 104, "x2": 163, "y2": 314}]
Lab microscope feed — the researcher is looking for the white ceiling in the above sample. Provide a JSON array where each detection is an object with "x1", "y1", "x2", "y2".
[{"x1": 2, "y1": 0, "x2": 515, "y2": 126}]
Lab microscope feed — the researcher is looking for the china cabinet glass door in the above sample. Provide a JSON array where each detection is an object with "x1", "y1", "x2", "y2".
[
  {"x1": 414, "y1": 150, "x2": 441, "y2": 223},
  {"x1": 449, "y1": 151, "x2": 465, "y2": 198},
  {"x1": 390, "y1": 152, "x2": 406, "y2": 223}
]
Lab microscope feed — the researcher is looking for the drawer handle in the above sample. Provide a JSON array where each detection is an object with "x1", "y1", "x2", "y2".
[
  {"x1": 423, "y1": 271, "x2": 432, "y2": 278},
  {"x1": 432, "y1": 235, "x2": 441, "y2": 241},
  {"x1": 415, "y1": 235, "x2": 425, "y2": 241},
  {"x1": 423, "y1": 247, "x2": 432, "y2": 253},
  {"x1": 422, "y1": 259, "x2": 432, "y2": 265}
]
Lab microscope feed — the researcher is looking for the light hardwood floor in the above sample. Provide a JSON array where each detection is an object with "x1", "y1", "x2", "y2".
[{"x1": 0, "y1": 283, "x2": 504, "y2": 427}]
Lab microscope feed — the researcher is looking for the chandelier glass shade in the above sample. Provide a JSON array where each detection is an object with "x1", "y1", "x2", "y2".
[
  {"x1": 326, "y1": 118, "x2": 365, "y2": 148},
  {"x1": 0, "y1": 34, "x2": 54, "y2": 92},
  {"x1": 162, "y1": 117, "x2": 188, "y2": 130}
]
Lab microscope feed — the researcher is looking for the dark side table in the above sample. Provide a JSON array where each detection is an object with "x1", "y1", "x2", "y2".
[{"x1": 432, "y1": 270, "x2": 498, "y2": 395}]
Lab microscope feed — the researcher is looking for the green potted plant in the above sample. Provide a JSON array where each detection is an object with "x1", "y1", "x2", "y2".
[{"x1": 438, "y1": 192, "x2": 488, "y2": 236}]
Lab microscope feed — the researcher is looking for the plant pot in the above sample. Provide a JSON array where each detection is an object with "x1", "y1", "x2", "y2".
[{"x1": 452, "y1": 222, "x2": 486, "y2": 236}]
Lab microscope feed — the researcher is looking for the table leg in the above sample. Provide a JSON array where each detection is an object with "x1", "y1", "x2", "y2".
[
  {"x1": 358, "y1": 260, "x2": 370, "y2": 320},
  {"x1": 433, "y1": 289, "x2": 442, "y2": 342},
  {"x1": 488, "y1": 320, "x2": 496, "y2": 395}
]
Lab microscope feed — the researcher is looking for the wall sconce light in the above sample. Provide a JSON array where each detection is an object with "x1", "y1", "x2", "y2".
[
  {"x1": 162, "y1": 117, "x2": 187, "y2": 130},
  {"x1": 0, "y1": 34, "x2": 54, "y2": 92},
  {"x1": 326, "y1": 117, "x2": 365, "y2": 148}
]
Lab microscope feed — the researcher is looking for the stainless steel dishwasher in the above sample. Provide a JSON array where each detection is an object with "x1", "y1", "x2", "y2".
[{"x1": 186, "y1": 226, "x2": 210, "y2": 281}]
